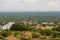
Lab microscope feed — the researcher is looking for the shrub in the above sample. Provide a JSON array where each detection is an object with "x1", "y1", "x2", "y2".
[
  {"x1": 1, "y1": 30, "x2": 11, "y2": 37},
  {"x1": 10, "y1": 23, "x2": 33, "y2": 31},
  {"x1": 0, "y1": 32, "x2": 2, "y2": 35},
  {"x1": 50, "y1": 38, "x2": 60, "y2": 40},
  {"x1": 52, "y1": 31, "x2": 60, "y2": 38},
  {"x1": 52, "y1": 26, "x2": 60, "y2": 31},
  {"x1": 39, "y1": 29, "x2": 53, "y2": 36},
  {"x1": 55, "y1": 26, "x2": 60, "y2": 31},
  {"x1": 14, "y1": 31, "x2": 22, "y2": 37},
  {"x1": 21, "y1": 36, "x2": 31, "y2": 40},
  {"x1": 32, "y1": 32, "x2": 40, "y2": 38},
  {"x1": 10, "y1": 23, "x2": 25, "y2": 31},
  {"x1": 0, "y1": 36, "x2": 5, "y2": 40},
  {"x1": 31, "y1": 28, "x2": 41, "y2": 32},
  {"x1": 25, "y1": 24, "x2": 34, "y2": 31},
  {"x1": 52, "y1": 31, "x2": 58, "y2": 38}
]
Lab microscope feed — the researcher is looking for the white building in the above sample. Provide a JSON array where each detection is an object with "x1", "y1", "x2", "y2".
[{"x1": 0, "y1": 22, "x2": 15, "y2": 30}]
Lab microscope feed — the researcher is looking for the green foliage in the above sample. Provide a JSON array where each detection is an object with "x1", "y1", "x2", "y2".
[
  {"x1": 21, "y1": 36, "x2": 31, "y2": 40},
  {"x1": 32, "y1": 28, "x2": 41, "y2": 32},
  {"x1": 14, "y1": 31, "x2": 22, "y2": 37},
  {"x1": 10, "y1": 23, "x2": 33, "y2": 31},
  {"x1": 39, "y1": 29, "x2": 53, "y2": 36},
  {"x1": 0, "y1": 36, "x2": 5, "y2": 40},
  {"x1": 10, "y1": 23, "x2": 19, "y2": 31},
  {"x1": 0, "y1": 20, "x2": 8, "y2": 26},
  {"x1": 52, "y1": 26, "x2": 60, "y2": 31},
  {"x1": 55, "y1": 27, "x2": 60, "y2": 31},
  {"x1": 10, "y1": 23, "x2": 25, "y2": 31},
  {"x1": 52, "y1": 31, "x2": 58, "y2": 38},
  {"x1": 32, "y1": 32, "x2": 40, "y2": 38},
  {"x1": 50, "y1": 38, "x2": 60, "y2": 40},
  {"x1": 25, "y1": 24, "x2": 34, "y2": 31},
  {"x1": 1, "y1": 30, "x2": 11, "y2": 37},
  {"x1": 42, "y1": 24, "x2": 46, "y2": 27},
  {"x1": 52, "y1": 31, "x2": 60, "y2": 38},
  {"x1": 30, "y1": 24, "x2": 37, "y2": 26}
]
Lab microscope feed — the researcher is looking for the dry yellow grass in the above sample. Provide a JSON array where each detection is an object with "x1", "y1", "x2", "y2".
[
  {"x1": 5, "y1": 35, "x2": 19, "y2": 40},
  {"x1": 23, "y1": 31, "x2": 32, "y2": 39},
  {"x1": 5, "y1": 31, "x2": 32, "y2": 40}
]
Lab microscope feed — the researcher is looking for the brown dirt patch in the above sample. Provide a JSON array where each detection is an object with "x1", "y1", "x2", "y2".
[{"x1": 5, "y1": 35, "x2": 19, "y2": 40}]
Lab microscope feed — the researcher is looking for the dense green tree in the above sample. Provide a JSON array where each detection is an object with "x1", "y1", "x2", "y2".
[
  {"x1": 25, "y1": 24, "x2": 34, "y2": 31},
  {"x1": 10, "y1": 23, "x2": 34, "y2": 31},
  {"x1": 10, "y1": 23, "x2": 25, "y2": 31},
  {"x1": 1, "y1": 30, "x2": 11, "y2": 37},
  {"x1": 52, "y1": 26, "x2": 60, "y2": 31},
  {"x1": 39, "y1": 29, "x2": 53, "y2": 36},
  {"x1": 42, "y1": 24, "x2": 46, "y2": 27}
]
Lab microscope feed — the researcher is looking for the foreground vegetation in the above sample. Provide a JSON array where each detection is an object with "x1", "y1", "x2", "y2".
[{"x1": 0, "y1": 22, "x2": 60, "y2": 40}]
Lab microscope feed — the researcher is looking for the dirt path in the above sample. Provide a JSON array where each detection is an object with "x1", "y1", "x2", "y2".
[{"x1": 5, "y1": 35, "x2": 19, "y2": 40}]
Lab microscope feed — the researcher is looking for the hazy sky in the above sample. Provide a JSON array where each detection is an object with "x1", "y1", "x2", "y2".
[{"x1": 0, "y1": 0, "x2": 60, "y2": 12}]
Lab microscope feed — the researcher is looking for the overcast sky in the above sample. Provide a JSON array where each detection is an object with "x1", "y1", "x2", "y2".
[{"x1": 0, "y1": 0, "x2": 60, "y2": 12}]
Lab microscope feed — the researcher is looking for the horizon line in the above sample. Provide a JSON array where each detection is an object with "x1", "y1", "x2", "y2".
[{"x1": 0, "y1": 10, "x2": 60, "y2": 12}]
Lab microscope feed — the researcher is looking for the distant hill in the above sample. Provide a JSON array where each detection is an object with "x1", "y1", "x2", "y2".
[{"x1": 0, "y1": 12, "x2": 60, "y2": 16}]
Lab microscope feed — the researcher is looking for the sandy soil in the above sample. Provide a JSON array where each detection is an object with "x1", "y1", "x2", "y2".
[{"x1": 5, "y1": 35, "x2": 19, "y2": 40}]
